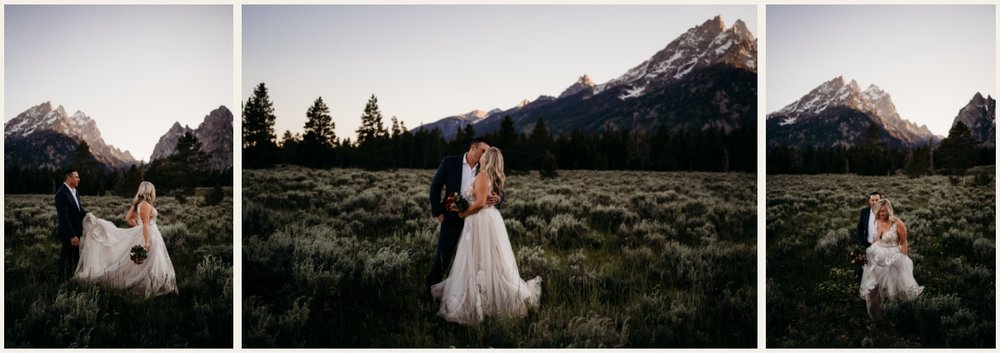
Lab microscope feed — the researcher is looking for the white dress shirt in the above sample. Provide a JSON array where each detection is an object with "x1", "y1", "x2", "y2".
[
  {"x1": 65, "y1": 182, "x2": 81, "y2": 211},
  {"x1": 461, "y1": 153, "x2": 477, "y2": 196},
  {"x1": 867, "y1": 209, "x2": 877, "y2": 243}
]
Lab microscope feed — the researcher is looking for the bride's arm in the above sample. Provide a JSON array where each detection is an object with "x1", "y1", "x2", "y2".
[
  {"x1": 139, "y1": 202, "x2": 152, "y2": 250},
  {"x1": 459, "y1": 174, "x2": 489, "y2": 218},
  {"x1": 897, "y1": 220, "x2": 909, "y2": 255}
]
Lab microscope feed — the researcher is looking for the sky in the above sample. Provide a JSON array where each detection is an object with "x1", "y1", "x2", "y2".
[
  {"x1": 767, "y1": 5, "x2": 996, "y2": 136},
  {"x1": 243, "y1": 5, "x2": 757, "y2": 140},
  {"x1": 5, "y1": 5, "x2": 233, "y2": 162}
]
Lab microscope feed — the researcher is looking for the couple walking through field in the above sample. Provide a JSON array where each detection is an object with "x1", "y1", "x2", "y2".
[
  {"x1": 425, "y1": 140, "x2": 542, "y2": 325},
  {"x1": 855, "y1": 191, "x2": 924, "y2": 321}
]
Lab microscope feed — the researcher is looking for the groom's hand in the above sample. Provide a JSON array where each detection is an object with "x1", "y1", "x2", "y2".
[
  {"x1": 70, "y1": 236, "x2": 79, "y2": 247},
  {"x1": 436, "y1": 214, "x2": 444, "y2": 223},
  {"x1": 486, "y1": 193, "x2": 500, "y2": 206}
]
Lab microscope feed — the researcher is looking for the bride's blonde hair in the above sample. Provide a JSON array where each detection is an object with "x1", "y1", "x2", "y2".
[
  {"x1": 131, "y1": 181, "x2": 156, "y2": 215},
  {"x1": 479, "y1": 147, "x2": 505, "y2": 197},
  {"x1": 873, "y1": 199, "x2": 898, "y2": 224}
]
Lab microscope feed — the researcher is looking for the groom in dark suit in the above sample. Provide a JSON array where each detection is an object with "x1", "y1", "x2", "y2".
[
  {"x1": 856, "y1": 191, "x2": 881, "y2": 248},
  {"x1": 855, "y1": 191, "x2": 880, "y2": 280},
  {"x1": 55, "y1": 169, "x2": 86, "y2": 282},
  {"x1": 426, "y1": 140, "x2": 501, "y2": 296}
]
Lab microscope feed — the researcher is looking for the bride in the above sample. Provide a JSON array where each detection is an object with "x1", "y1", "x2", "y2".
[
  {"x1": 859, "y1": 198, "x2": 923, "y2": 321},
  {"x1": 74, "y1": 181, "x2": 178, "y2": 298},
  {"x1": 431, "y1": 147, "x2": 542, "y2": 325}
]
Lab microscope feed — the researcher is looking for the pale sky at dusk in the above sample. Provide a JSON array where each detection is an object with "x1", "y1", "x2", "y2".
[
  {"x1": 767, "y1": 5, "x2": 995, "y2": 136},
  {"x1": 5, "y1": 5, "x2": 233, "y2": 161},
  {"x1": 243, "y1": 5, "x2": 756, "y2": 140}
]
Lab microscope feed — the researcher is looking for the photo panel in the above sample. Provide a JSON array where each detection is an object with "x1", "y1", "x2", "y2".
[
  {"x1": 4, "y1": 5, "x2": 234, "y2": 348},
  {"x1": 241, "y1": 4, "x2": 758, "y2": 348},
  {"x1": 765, "y1": 4, "x2": 996, "y2": 348}
]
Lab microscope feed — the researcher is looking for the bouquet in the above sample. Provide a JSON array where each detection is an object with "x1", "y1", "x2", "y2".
[
  {"x1": 849, "y1": 249, "x2": 866, "y2": 266},
  {"x1": 130, "y1": 245, "x2": 148, "y2": 265},
  {"x1": 444, "y1": 192, "x2": 470, "y2": 213}
]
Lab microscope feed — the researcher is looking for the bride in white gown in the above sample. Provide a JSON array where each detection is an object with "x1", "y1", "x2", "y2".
[
  {"x1": 74, "y1": 181, "x2": 178, "y2": 298},
  {"x1": 431, "y1": 147, "x2": 542, "y2": 325},
  {"x1": 859, "y1": 198, "x2": 923, "y2": 321}
]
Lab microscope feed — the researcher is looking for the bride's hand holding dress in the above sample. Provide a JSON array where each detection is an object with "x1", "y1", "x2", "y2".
[{"x1": 75, "y1": 201, "x2": 177, "y2": 298}]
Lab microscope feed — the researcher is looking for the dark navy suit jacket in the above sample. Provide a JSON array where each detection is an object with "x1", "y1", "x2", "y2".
[
  {"x1": 856, "y1": 207, "x2": 872, "y2": 248},
  {"x1": 55, "y1": 183, "x2": 85, "y2": 241},
  {"x1": 429, "y1": 154, "x2": 470, "y2": 226}
]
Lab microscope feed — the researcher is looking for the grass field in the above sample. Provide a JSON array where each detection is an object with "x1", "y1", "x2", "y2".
[
  {"x1": 766, "y1": 173, "x2": 995, "y2": 348},
  {"x1": 242, "y1": 166, "x2": 757, "y2": 347},
  {"x1": 4, "y1": 190, "x2": 233, "y2": 347}
]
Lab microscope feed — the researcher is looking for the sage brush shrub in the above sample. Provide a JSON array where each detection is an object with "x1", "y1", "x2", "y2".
[
  {"x1": 243, "y1": 167, "x2": 756, "y2": 347},
  {"x1": 5, "y1": 193, "x2": 233, "y2": 347}
]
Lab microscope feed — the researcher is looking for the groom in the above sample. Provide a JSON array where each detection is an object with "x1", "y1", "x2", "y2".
[
  {"x1": 55, "y1": 168, "x2": 86, "y2": 282},
  {"x1": 855, "y1": 191, "x2": 881, "y2": 281},
  {"x1": 426, "y1": 140, "x2": 501, "y2": 296},
  {"x1": 856, "y1": 191, "x2": 881, "y2": 248}
]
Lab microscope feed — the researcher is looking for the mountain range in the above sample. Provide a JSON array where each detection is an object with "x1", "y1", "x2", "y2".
[
  {"x1": 766, "y1": 76, "x2": 995, "y2": 149},
  {"x1": 5, "y1": 102, "x2": 137, "y2": 170},
  {"x1": 4, "y1": 103, "x2": 233, "y2": 171},
  {"x1": 949, "y1": 92, "x2": 995, "y2": 147},
  {"x1": 150, "y1": 106, "x2": 234, "y2": 170},
  {"x1": 415, "y1": 15, "x2": 757, "y2": 139}
]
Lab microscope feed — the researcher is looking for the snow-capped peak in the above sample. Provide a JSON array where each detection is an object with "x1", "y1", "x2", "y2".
[
  {"x1": 768, "y1": 76, "x2": 936, "y2": 145},
  {"x1": 4, "y1": 101, "x2": 138, "y2": 168},
  {"x1": 450, "y1": 109, "x2": 492, "y2": 123},
  {"x1": 558, "y1": 74, "x2": 597, "y2": 98},
  {"x1": 593, "y1": 15, "x2": 756, "y2": 97},
  {"x1": 69, "y1": 110, "x2": 94, "y2": 128}
]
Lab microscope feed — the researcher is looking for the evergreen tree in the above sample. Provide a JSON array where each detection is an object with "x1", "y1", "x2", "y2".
[
  {"x1": 539, "y1": 151, "x2": 559, "y2": 179},
  {"x1": 303, "y1": 97, "x2": 336, "y2": 148},
  {"x1": 496, "y1": 116, "x2": 519, "y2": 168},
  {"x1": 279, "y1": 130, "x2": 302, "y2": 165},
  {"x1": 147, "y1": 132, "x2": 210, "y2": 192},
  {"x1": 356, "y1": 94, "x2": 388, "y2": 144},
  {"x1": 391, "y1": 116, "x2": 402, "y2": 138},
  {"x1": 936, "y1": 121, "x2": 978, "y2": 174},
  {"x1": 529, "y1": 118, "x2": 556, "y2": 173},
  {"x1": 301, "y1": 97, "x2": 336, "y2": 168},
  {"x1": 71, "y1": 141, "x2": 106, "y2": 195},
  {"x1": 355, "y1": 94, "x2": 391, "y2": 169},
  {"x1": 173, "y1": 132, "x2": 211, "y2": 186},
  {"x1": 243, "y1": 82, "x2": 278, "y2": 168},
  {"x1": 627, "y1": 128, "x2": 651, "y2": 170}
]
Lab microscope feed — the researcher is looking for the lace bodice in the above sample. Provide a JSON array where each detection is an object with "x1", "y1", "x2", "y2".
[
  {"x1": 874, "y1": 221, "x2": 899, "y2": 247},
  {"x1": 463, "y1": 182, "x2": 493, "y2": 207}
]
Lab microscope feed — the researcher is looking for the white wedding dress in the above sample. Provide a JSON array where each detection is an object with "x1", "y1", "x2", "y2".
[
  {"x1": 431, "y1": 184, "x2": 542, "y2": 325},
  {"x1": 859, "y1": 220, "x2": 923, "y2": 320},
  {"x1": 74, "y1": 206, "x2": 178, "y2": 298}
]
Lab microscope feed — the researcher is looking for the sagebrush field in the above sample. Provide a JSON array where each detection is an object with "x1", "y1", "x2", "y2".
[
  {"x1": 766, "y1": 173, "x2": 995, "y2": 347},
  {"x1": 243, "y1": 166, "x2": 756, "y2": 347},
  {"x1": 4, "y1": 191, "x2": 233, "y2": 347}
]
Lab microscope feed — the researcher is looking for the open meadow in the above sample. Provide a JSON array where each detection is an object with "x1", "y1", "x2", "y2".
[
  {"x1": 766, "y1": 173, "x2": 995, "y2": 347},
  {"x1": 4, "y1": 191, "x2": 233, "y2": 347},
  {"x1": 242, "y1": 166, "x2": 756, "y2": 347}
]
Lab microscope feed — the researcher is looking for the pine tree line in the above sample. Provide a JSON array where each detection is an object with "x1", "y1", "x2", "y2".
[
  {"x1": 5, "y1": 132, "x2": 232, "y2": 196},
  {"x1": 767, "y1": 122, "x2": 994, "y2": 176},
  {"x1": 242, "y1": 82, "x2": 757, "y2": 174}
]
